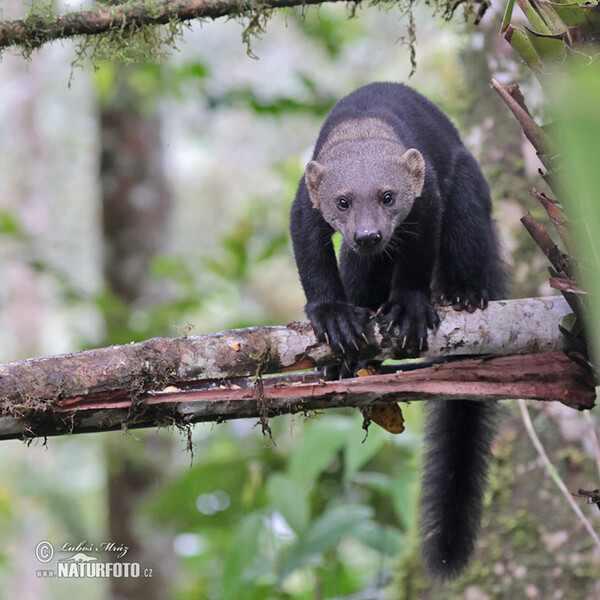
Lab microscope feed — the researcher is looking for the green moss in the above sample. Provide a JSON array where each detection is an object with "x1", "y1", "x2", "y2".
[
  {"x1": 18, "y1": 2, "x2": 57, "y2": 58},
  {"x1": 73, "y1": 3, "x2": 186, "y2": 70}
]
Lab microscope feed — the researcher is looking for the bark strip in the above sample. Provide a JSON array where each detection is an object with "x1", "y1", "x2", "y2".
[{"x1": 0, "y1": 351, "x2": 593, "y2": 440}]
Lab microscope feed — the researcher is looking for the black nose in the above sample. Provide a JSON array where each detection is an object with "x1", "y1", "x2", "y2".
[{"x1": 354, "y1": 229, "x2": 382, "y2": 249}]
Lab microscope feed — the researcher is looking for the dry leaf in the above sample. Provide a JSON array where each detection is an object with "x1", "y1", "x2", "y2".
[{"x1": 370, "y1": 404, "x2": 405, "y2": 434}]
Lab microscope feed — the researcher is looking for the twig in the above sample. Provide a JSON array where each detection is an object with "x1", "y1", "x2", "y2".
[
  {"x1": 520, "y1": 213, "x2": 583, "y2": 325},
  {"x1": 520, "y1": 213, "x2": 574, "y2": 279},
  {"x1": 490, "y1": 79, "x2": 555, "y2": 172},
  {"x1": 549, "y1": 277, "x2": 584, "y2": 295},
  {"x1": 518, "y1": 399, "x2": 600, "y2": 552},
  {"x1": 529, "y1": 188, "x2": 574, "y2": 257}
]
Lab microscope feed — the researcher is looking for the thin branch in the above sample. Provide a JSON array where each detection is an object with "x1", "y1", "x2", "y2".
[
  {"x1": 490, "y1": 79, "x2": 555, "y2": 172},
  {"x1": 521, "y1": 213, "x2": 575, "y2": 280},
  {"x1": 518, "y1": 399, "x2": 600, "y2": 552},
  {"x1": 530, "y1": 188, "x2": 575, "y2": 257},
  {"x1": 520, "y1": 213, "x2": 583, "y2": 323}
]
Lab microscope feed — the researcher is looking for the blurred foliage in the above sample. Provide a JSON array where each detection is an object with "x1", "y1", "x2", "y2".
[
  {"x1": 501, "y1": 0, "x2": 600, "y2": 77},
  {"x1": 290, "y1": 9, "x2": 366, "y2": 58},
  {"x1": 0, "y1": 0, "x2": 570, "y2": 597},
  {"x1": 95, "y1": 59, "x2": 339, "y2": 117},
  {"x1": 551, "y1": 61, "x2": 600, "y2": 365},
  {"x1": 145, "y1": 412, "x2": 421, "y2": 598}
]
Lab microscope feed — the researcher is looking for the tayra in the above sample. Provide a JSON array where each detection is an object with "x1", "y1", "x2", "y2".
[{"x1": 289, "y1": 82, "x2": 505, "y2": 578}]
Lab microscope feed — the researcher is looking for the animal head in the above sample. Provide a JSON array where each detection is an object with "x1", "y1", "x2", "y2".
[{"x1": 305, "y1": 140, "x2": 425, "y2": 256}]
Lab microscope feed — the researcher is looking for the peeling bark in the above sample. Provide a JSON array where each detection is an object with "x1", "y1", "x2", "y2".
[{"x1": 0, "y1": 351, "x2": 594, "y2": 440}]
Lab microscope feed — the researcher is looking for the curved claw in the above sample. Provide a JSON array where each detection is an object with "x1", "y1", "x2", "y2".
[
  {"x1": 305, "y1": 301, "x2": 371, "y2": 352},
  {"x1": 378, "y1": 292, "x2": 440, "y2": 350},
  {"x1": 442, "y1": 287, "x2": 490, "y2": 314}
]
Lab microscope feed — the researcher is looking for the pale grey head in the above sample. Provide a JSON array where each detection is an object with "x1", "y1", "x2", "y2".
[{"x1": 305, "y1": 125, "x2": 425, "y2": 256}]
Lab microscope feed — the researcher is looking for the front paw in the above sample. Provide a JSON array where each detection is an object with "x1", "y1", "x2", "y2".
[
  {"x1": 439, "y1": 287, "x2": 489, "y2": 313},
  {"x1": 306, "y1": 301, "x2": 371, "y2": 353},
  {"x1": 377, "y1": 292, "x2": 439, "y2": 349}
]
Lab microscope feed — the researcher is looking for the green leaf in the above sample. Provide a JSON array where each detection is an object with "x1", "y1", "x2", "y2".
[
  {"x1": 504, "y1": 26, "x2": 545, "y2": 72},
  {"x1": 278, "y1": 504, "x2": 373, "y2": 580},
  {"x1": 145, "y1": 459, "x2": 258, "y2": 529},
  {"x1": 350, "y1": 471, "x2": 395, "y2": 495},
  {"x1": 266, "y1": 473, "x2": 310, "y2": 536},
  {"x1": 525, "y1": 28, "x2": 566, "y2": 63},
  {"x1": 501, "y1": 0, "x2": 517, "y2": 33},
  {"x1": 220, "y1": 513, "x2": 264, "y2": 600},
  {"x1": 343, "y1": 420, "x2": 387, "y2": 477},
  {"x1": 581, "y1": 2, "x2": 600, "y2": 30},
  {"x1": 288, "y1": 417, "x2": 353, "y2": 486},
  {"x1": 528, "y1": 0, "x2": 566, "y2": 34},
  {"x1": 391, "y1": 472, "x2": 419, "y2": 531},
  {"x1": 550, "y1": 63, "x2": 600, "y2": 365},
  {"x1": 515, "y1": 0, "x2": 554, "y2": 34},
  {"x1": 353, "y1": 521, "x2": 404, "y2": 555},
  {"x1": 548, "y1": 2, "x2": 586, "y2": 28}
]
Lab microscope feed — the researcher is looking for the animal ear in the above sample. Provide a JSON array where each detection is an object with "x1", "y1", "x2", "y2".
[
  {"x1": 399, "y1": 148, "x2": 425, "y2": 197},
  {"x1": 305, "y1": 160, "x2": 325, "y2": 209}
]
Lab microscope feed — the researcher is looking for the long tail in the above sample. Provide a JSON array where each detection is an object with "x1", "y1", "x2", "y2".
[{"x1": 420, "y1": 400, "x2": 498, "y2": 579}]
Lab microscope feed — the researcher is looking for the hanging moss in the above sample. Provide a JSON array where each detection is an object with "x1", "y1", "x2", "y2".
[
  {"x1": 3, "y1": 0, "x2": 490, "y2": 71},
  {"x1": 73, "y1": 6, "x2": 186, "y2": 68}
]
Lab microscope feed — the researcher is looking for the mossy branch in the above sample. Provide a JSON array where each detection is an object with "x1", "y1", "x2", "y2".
[
  {"x1": 1, "y1": 0, "x2": 364, "y2": 54},
  {"x1": 1, "y1": 0, "x2": 490, "y2": 60},
  {"x1": 0, "y1": 297, "x2": 594, "y2": 441}
]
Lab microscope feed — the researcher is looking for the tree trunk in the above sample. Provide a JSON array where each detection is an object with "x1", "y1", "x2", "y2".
[{"x1": 99, "y1": 67, "x2": 175, "y2": 600}]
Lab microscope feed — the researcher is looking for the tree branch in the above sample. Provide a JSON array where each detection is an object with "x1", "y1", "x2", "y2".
[
  {"x1": 3, "y1": 351, "x2": 586, "y2": 441},
  {"x1": 0, "y1": 0, "x2": 358, "y2": 52},
  {"x1": 521, "y1": 213, "x2": 574, "y2": 280},
  {"x1": 490, "y1": 79, "x2": 555, "y2": 172},
  {"x1": 0, "y1": 296, "x2": 589, "y2": 440}
]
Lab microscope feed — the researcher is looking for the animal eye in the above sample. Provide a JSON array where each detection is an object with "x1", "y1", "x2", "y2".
[
  {"x1": 337, "y1": 197, "x2": 350, "y2": 211},
  {"x1": 381, "y1": 191, "x2": 395, "y2": 206}
]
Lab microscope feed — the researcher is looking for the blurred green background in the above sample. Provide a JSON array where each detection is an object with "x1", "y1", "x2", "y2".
[{"x1": 0, "y1": 0, "x2": 599, "y2": 598}]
